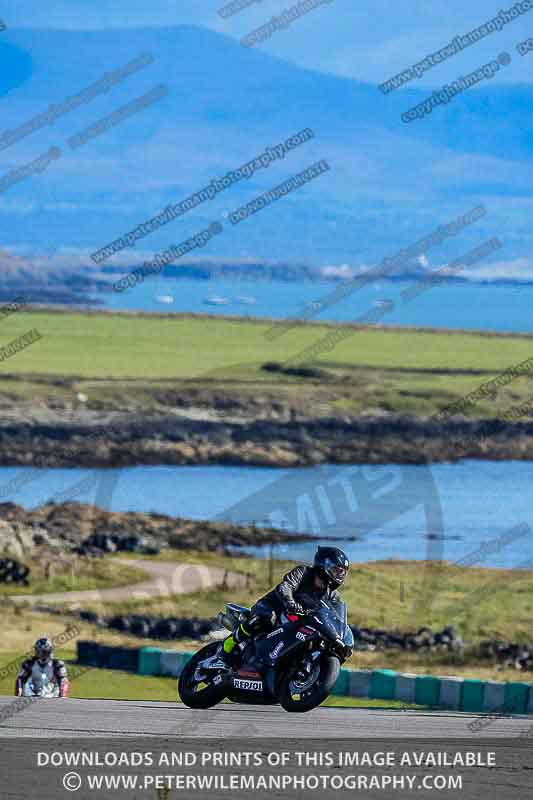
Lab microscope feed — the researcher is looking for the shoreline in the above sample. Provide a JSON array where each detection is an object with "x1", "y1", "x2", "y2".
[
  {"x1": 1, "y1": 413, "x2": 532, "y2": 467},
  {"x1": 8, "y1": 303, "x2": 533, "y2": 340}
]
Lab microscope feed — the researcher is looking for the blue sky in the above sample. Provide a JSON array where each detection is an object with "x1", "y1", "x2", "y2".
[{"x1": 6, "y1": 0, "x2": 533, "y2": 86}]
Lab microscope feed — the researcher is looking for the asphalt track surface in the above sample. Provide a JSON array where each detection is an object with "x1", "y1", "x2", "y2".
[{"x1": 0, "y1": 696, "x2": 529, "y2": 738}]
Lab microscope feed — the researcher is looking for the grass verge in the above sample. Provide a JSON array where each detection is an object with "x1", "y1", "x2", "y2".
[{"x1": 0, "y1": 558, "x2": 148, "y2": 596}]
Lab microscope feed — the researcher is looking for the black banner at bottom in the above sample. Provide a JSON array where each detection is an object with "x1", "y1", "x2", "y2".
[{"x1": 0, "y1": 738, "x2": 531, "y2": 799}]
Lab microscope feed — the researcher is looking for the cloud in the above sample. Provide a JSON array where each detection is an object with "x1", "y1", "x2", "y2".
[{"x1": 463, "y1": 257, "x2": 533, "y2": 281}]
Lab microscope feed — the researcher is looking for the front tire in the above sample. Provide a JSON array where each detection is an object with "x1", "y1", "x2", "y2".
[
  {"x1": 279, "y1": 655, "x2": 340, "y2": 713},
  {"x1": 178, "y1": 643, "x2": 227, "y2": 709}
]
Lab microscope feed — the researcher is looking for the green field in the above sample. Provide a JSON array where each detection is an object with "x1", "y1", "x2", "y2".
[
  {"x1": 2, "y1": 311, "x2": 532, "y2": 377},
  {"x1": 1, "y1": 310, "x2": 532, "y2": 418}
]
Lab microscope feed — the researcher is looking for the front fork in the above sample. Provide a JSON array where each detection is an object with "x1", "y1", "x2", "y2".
[{"x1": 294, "y1": 649, "x2": 322, "y2": 681}]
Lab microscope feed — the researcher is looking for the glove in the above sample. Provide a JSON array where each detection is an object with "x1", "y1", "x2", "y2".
[{"x1": 286, "y1": 601, "x2": 304, "y2": 615}]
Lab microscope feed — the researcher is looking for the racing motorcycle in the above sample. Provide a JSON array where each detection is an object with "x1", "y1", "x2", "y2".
[{"x1": 178, "y1": 595, "x2": 354, "y2": 713}]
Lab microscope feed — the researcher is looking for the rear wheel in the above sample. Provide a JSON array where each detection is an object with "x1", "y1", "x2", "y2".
[
  {"x1": 178, "y1": 643, "x2": 227, "y2": 709},
  {"x1": 279, "y1": 655, "x2": 340, "y2": 713}
]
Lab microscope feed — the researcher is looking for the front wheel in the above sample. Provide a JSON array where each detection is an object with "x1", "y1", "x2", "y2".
[
  {"x1": 279, "y1": 655, "x2": 340, "y2": 713},
  {"x1": 178, "y1": 643, "x2": 227, "y2": 709}
]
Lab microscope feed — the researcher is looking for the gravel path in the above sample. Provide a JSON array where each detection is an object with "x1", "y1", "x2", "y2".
[{"x1": 8, "y1": 559, "x2": 248, "y2": 606}]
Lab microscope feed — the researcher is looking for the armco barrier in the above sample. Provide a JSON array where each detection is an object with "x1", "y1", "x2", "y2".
[
  {"x1": 331, "y1": 668, "x2": 349, "y2": 696},
  {"x1": 78, "y1": 640, "x2": 101, "y2": 667},
  {"x1": 138, "y1": 647, "x2": 161, "y2": 676},
  {"x1": 108, "y1": 646, "x2": 140, "y2": 672},
  {"x1": 439, "y1": 676, "x2": 462, "y2": 710},
  {"x1": 160, "y1": 651, "x2": 184, "y2": 677},
  {"x1": 482, "y1": 680, "x2": 506, "y2": 713},
  {"x1": 504, "y1": 681, "x2": 530, "y2": 715},
  {"x1": 415, "y1": 675, "x2": 440, "y2": 707},
  {"x1": 94, "y1": 644, "x2": 115, "y2": 669},
  {"x1": 348, "y1": 669, "x2": 372, "y2": 698},
  {"x1": 370, "y1": 669, "x2": 397, "y2": 700},
  {"x1": 461, "y1": 679, "x2": 485, "y2": 713},
  {"x1": 76, "y1": 642, "x2": 532, "y2": 714},
  {"x1": 395, "y1": 673, "x2": 417, "y2": 704}
]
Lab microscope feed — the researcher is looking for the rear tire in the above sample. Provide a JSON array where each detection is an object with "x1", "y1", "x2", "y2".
[
  {"x1": 178, "y1": 643, "x2": 227, "y2": 709},
  {"x1": 279, "y1": 655, "x2": 340, "y2": 713}
]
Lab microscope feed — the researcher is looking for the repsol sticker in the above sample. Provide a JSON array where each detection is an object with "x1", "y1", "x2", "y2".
[{"x1": 233, "y1": 678, "x2": 263, "y2": 691}]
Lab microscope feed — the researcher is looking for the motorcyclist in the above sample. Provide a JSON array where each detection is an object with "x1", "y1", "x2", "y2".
[
  {"x1": 15, "y1": 637, "x2": 69, "y2": 697},
  {"x1": 217, "y1": 546, "x2": 350, "y2": 667}
]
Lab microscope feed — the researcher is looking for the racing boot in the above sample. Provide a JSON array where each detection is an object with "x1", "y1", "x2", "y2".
[{"x1": 212, "y1": 623, "x2": 251, "y2": 670}]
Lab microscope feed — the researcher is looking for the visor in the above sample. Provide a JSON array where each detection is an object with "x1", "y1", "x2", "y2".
[{"x1": 327, "y1": 565, "x2": 347, "y2": 581}]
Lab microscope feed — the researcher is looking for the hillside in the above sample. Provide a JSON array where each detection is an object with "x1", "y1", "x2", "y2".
[{"x1": 0, "y1": 26, "x2": 531, "y2": 265}]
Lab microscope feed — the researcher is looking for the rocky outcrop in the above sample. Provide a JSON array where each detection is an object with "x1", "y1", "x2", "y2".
[
  {"x1": 0, "y1": 519, "x2": 53, "y2": 559},
  {"x1": 0, "y1": 501, "x2": 308, "y2": 557},
  {"x1": 0, "y1": 415, "x2": 532, "y2": 467}
]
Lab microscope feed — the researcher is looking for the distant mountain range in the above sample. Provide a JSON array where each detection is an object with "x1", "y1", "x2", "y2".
[{"x1": 1, "y1": 25, "x2": 532, "y2": 278}]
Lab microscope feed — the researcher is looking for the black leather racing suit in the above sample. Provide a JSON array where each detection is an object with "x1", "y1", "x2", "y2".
[{"x1": 241, "y1": 565, "x2": 340, "y2": 639}]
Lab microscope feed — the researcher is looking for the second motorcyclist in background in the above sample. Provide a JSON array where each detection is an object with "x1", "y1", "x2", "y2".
[
  {"x1": 217, "y1": 546, "x2": 350, "y2": 668},
  {"x1": 15, "y1": 637, "x2": 70, "y2": 697}
]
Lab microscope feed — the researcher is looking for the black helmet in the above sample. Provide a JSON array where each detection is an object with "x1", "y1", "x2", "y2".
[
  {"x1": 313, "y1": 547, "x2": 350, "y2": 588},
  {"x1": 35, "y1": 637, "x2": 53, "y2": 662}
]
